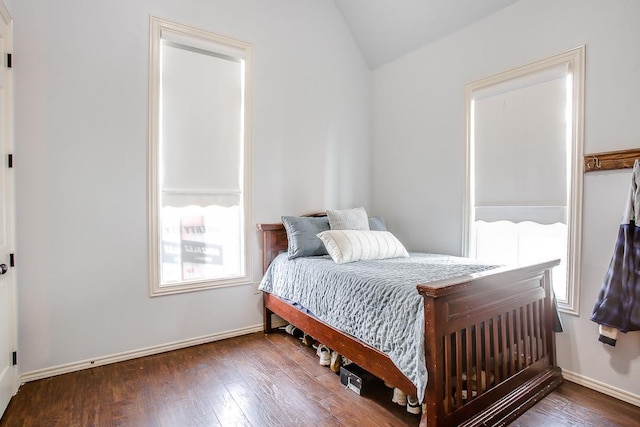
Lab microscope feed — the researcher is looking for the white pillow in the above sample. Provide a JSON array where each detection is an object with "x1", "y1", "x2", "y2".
[
  {"x1": 317, "y1": 230, "x2": 409, "y2": 264},
  {"x1": 326, "y1": 207, "x2": 370, "y2": 230}
]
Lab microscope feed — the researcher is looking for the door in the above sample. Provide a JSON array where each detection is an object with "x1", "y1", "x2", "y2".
[{"x1": 0, "y1": 1, "x2": 14, "y2": 419}]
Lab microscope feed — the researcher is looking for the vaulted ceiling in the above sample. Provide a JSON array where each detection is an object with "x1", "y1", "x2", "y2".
[{"x1": 334, "y1": 0, "x2": 520, "y2": 69}]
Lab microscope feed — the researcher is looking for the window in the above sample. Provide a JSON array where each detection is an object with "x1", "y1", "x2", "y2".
[
  {"x1": 148, "y1": 17, "x2": 252, "y2": 296},
  {"x1": 463, "y1": 47, "x2": 584, "y2": 314}
]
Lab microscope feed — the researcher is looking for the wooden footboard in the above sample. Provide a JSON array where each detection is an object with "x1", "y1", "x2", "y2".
[
  {"x1": 418, "y1": 260, "x2": 562, "y2": 426},
  {"x1": 257, "y1": 221, "x2": 562, "y2": 427}
]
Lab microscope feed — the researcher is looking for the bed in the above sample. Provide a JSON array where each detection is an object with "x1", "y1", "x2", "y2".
[{"x1": 257, "y1": 215, "x2": 563, "y2": 427}]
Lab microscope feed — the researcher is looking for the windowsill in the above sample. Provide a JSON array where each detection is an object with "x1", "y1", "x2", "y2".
[{"x1": 150, "y1": 277, "x2": 253, "y2": 297}]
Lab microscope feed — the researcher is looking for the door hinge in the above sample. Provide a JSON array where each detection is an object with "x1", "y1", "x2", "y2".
[
  {"x1": 7, "y1": 53, "x2": 11, "y2": 69},
  {"x1": 9, "y1": 253, "x2": 14, "y2": 267},
  {"x1": 7, "y1": 153, "x2": 12, "y2": 168},
  {"x1": 12, "y1": 351, "x2": 16, "y2": 366}
]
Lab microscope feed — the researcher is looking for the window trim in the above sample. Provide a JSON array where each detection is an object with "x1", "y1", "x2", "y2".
[
  {"x1": 148, "y1": 16, "x2": 253, "y2": 296},
  {"x1": 463, "y1": 46, "x2": 585, "y2": 315}
]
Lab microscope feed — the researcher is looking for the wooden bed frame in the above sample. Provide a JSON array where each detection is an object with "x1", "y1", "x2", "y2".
[{"x1": 257, "y1": 221, "x2": 563, "y2": 426}]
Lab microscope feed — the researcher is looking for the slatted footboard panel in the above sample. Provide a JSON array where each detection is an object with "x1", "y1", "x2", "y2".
[
  {"x1": 419, "y1": 263, "x2": 562, "y2": 427},
  {"x1": 444, "y1": 302, "x2": 548, "y2": 414}
]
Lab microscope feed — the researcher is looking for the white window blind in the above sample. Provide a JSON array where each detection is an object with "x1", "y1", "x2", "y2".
[{"x1": 473, "y1": 76, "x2": 568, "y2": 223}]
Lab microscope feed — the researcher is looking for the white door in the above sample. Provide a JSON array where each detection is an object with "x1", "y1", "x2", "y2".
[{"x1": 0, "y1": 1, "x2": 15, "y2": 419}]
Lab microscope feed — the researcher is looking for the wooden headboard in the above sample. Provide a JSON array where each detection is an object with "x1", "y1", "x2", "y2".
[{"x1": 256, "y1": 222, "x2": 287, "y2": 274}]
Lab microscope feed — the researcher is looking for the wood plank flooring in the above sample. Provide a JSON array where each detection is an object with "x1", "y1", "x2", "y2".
[{"x1": 1, "y1": 331, "x2": 639, "y2": 426}]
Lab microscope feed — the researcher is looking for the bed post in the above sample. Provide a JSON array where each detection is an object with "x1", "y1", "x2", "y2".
[
  {"x1": 257, "y1": 222, "x2": 289, "y2": 334},
  {"x1": 421, "y1": 295, "x2": 444, "y2": 426},
  {"x1": 257, "y1": 223, "x2": 287, "y2": 274},
  {"x1": 263, "y1": 305, "x2": 274, "y2": 334},
  {"x1": 544, "y1": 269, "x2": 558, "y2": 368}
]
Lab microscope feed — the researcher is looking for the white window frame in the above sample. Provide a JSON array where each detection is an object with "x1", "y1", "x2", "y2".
[
  {"x1": 463, "y1": 46, "x2": 585, "y2": 315},
  {"x1": 148, "y1": 16, "x2": 253, "y2": 296}
]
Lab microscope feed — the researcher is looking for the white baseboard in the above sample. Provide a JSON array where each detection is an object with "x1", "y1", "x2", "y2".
[
  {"x1": 19, "y1": 323, "x2": 267, "y2": 384},
  {"x1": 562, "y1": 369, "x2": 640, "y2": 407}
]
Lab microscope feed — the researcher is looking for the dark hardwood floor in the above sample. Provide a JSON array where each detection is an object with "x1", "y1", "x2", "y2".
[{"x1": 1, "y1": 331, "x2": 639, "y2": 426}]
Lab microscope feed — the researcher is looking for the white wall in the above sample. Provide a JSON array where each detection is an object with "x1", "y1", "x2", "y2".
[
  {"x1": 13, "y1": 0, "x2": 371, "y2": 374},
  {"x1": 372, "y1": 0, "x2": 640, "y2": 400}
]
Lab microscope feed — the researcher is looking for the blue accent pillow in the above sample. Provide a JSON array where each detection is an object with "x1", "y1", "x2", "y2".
[
  {"x1": 282, "y1": 216, "x2": 330, "y2": 259},
  {"x1": 368, "y1": 216, "x2": 387, "y2": 231}
]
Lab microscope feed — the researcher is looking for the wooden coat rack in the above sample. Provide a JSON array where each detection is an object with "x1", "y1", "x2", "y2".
[{"x1": 584, "y1": 148, "x2": 640, "y2": 173}]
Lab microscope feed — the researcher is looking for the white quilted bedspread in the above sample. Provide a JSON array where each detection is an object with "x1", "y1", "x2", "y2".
[{"x1": 259, "y1": 252, "x2": 498, "y2": 401}]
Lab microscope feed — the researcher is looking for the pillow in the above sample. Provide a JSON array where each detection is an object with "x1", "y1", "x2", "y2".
[
  {"x1": 368, "y1": 216, "x2": 387, "y2": 231},
  {"x1": 282, "y1": 216, "x2": 330, "y2": 259},
  {"x1": 316, "y1": 230, "x2": 409, "y2": 264},
  {"x1": 326, "y1": 207, "x2": 370, "y2": 230}
]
